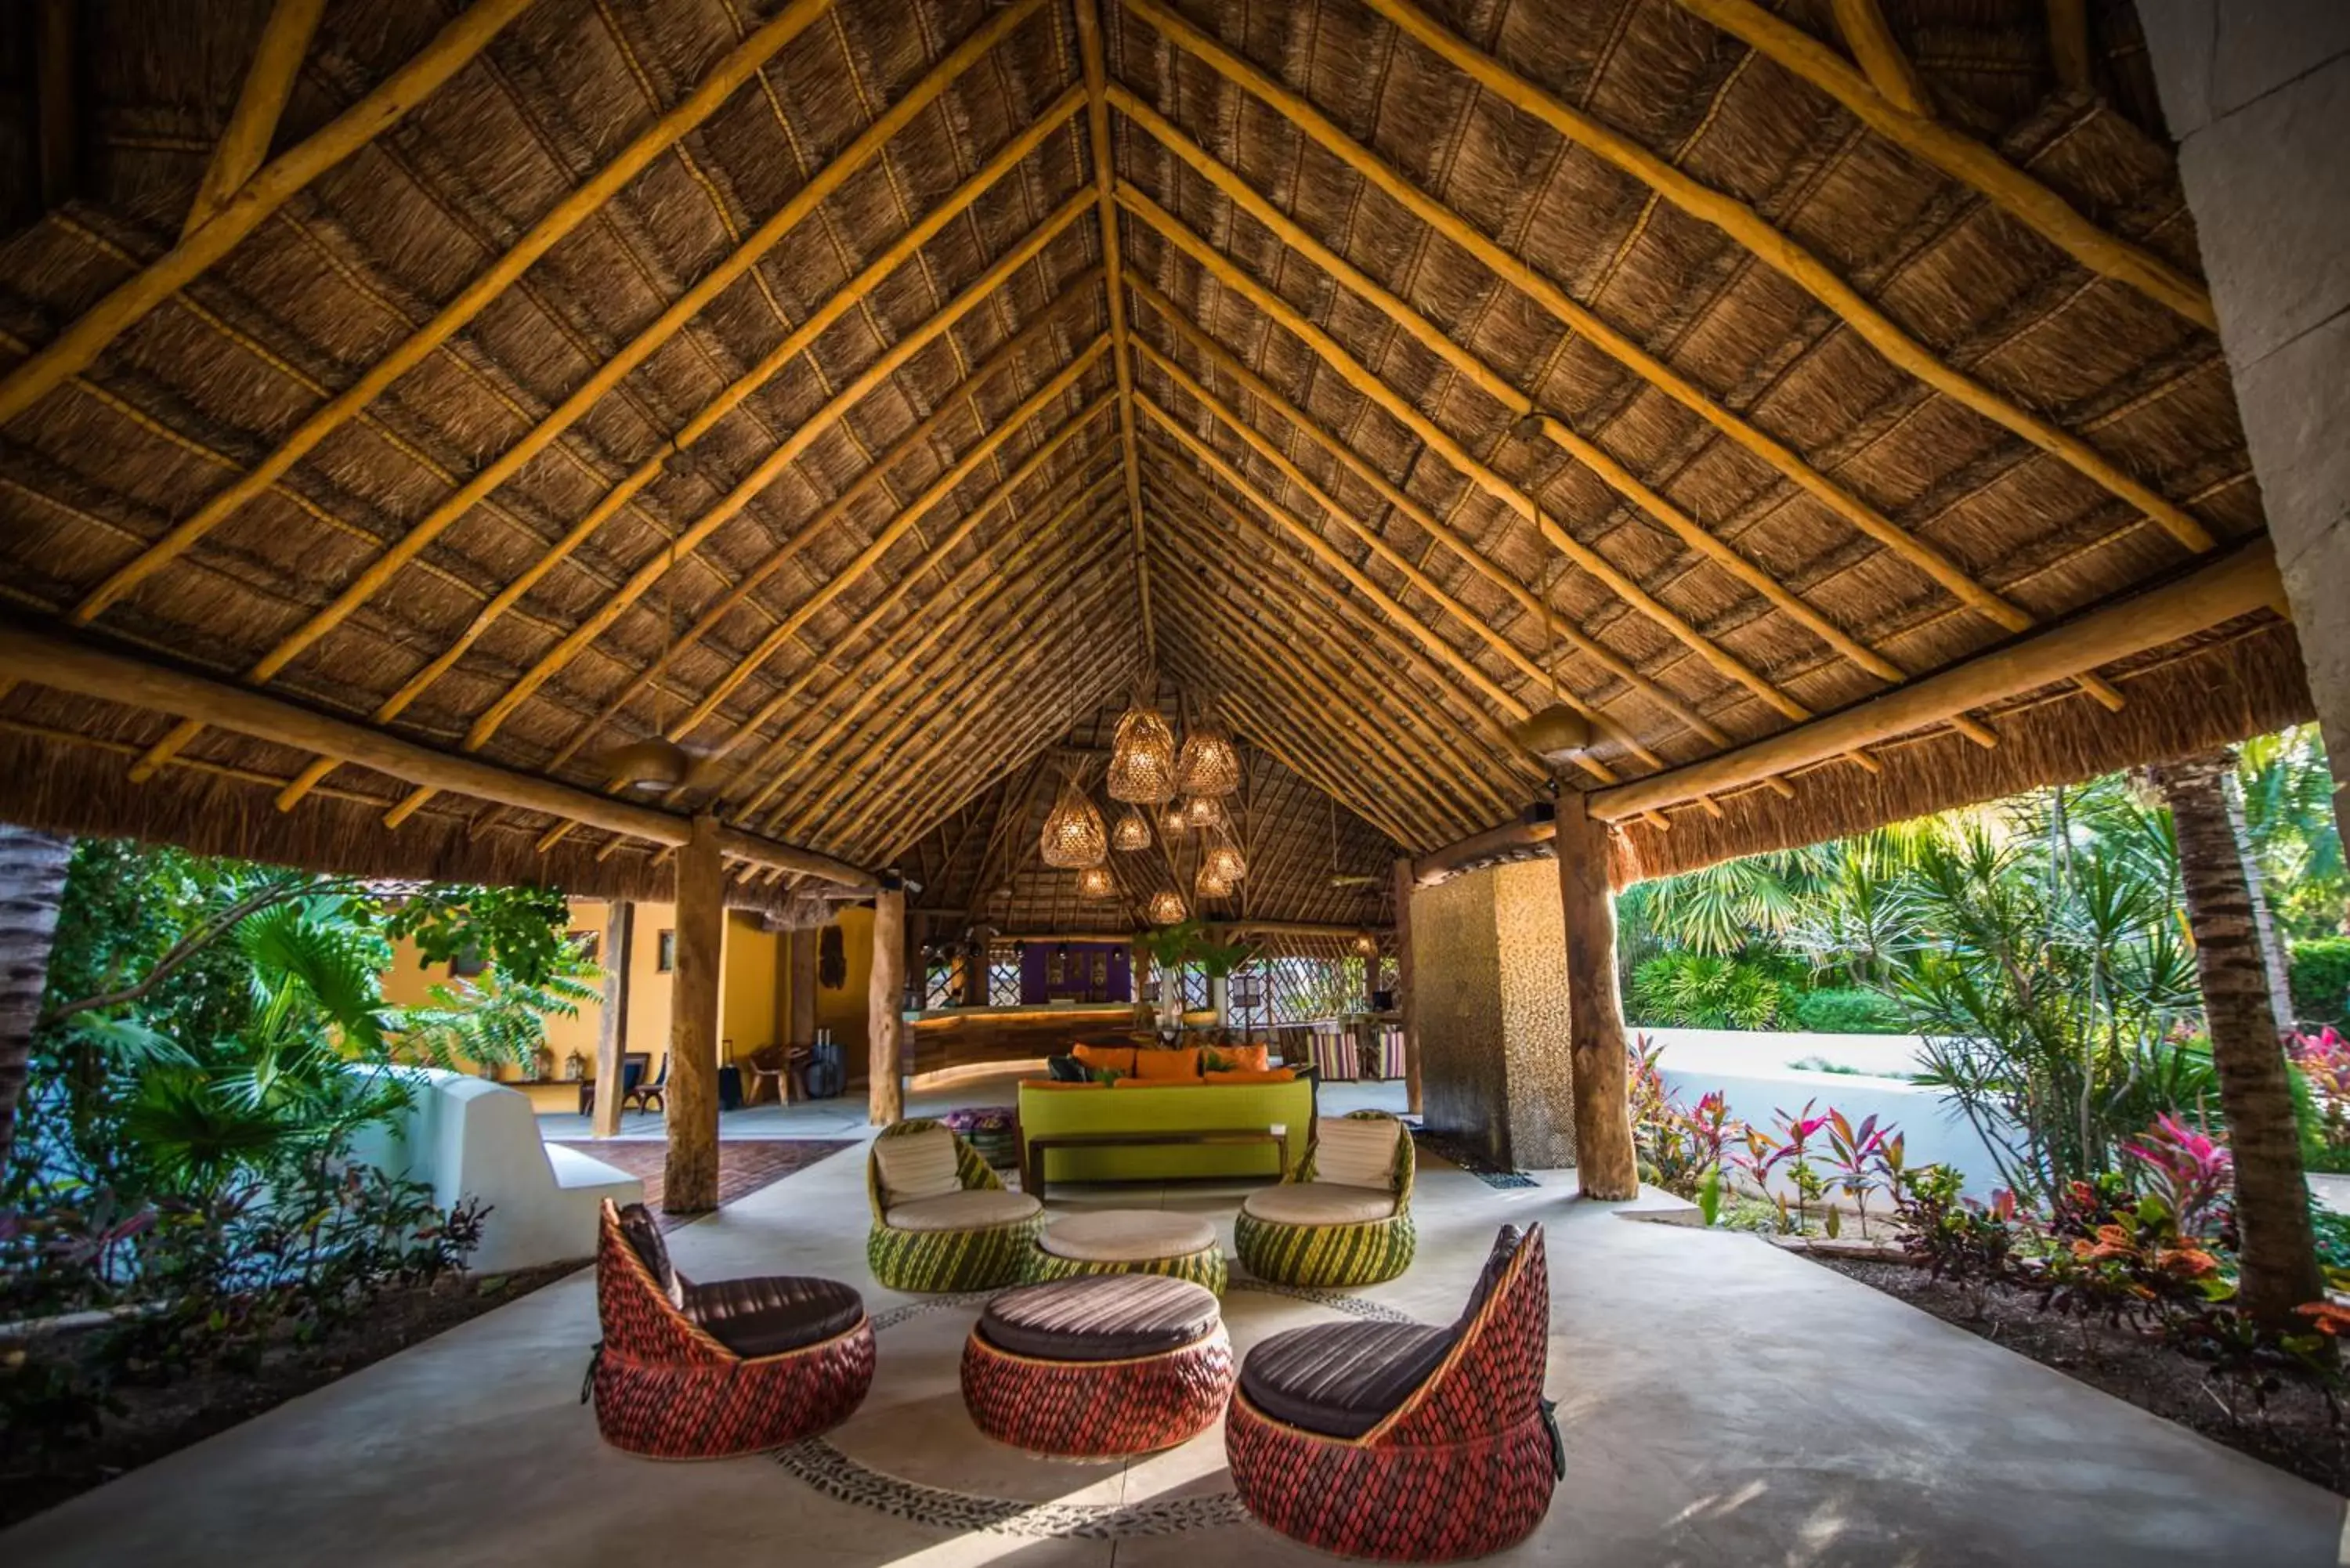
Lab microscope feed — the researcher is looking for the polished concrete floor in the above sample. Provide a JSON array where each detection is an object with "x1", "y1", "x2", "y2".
[{"x1": 4, "y1": 1114, "x2": 2341, "y2": 1566}]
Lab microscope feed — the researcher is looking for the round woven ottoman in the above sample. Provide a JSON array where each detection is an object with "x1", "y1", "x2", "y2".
[
  {"x1": 1029, "y1": 1209, "x2": 1229, "y2": 1294},
  {"x1": 960, "y1": 1274, "x2": 1235, "y2": 1458}
]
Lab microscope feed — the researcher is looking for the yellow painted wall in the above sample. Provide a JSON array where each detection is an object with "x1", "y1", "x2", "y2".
[
  {"x1": 627, "y1": 900, "x2": 674, "y2": 1077},
  {"x1": 379, "y1": 896, "x2": 607, "y2": 1082},
  {"x1": 818, "y1": 906, "x2": 873, "y2": 1078},
  {"x1": 719, "y1": 911, "x2": 783, "y2": 1060}
]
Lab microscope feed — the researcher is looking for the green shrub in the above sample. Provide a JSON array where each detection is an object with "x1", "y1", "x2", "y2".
[
  {"x1": 2290, "y1": 937, "x2": 2350, "y2": 1029},
  {"x1": 1628, "y1": 952, "x2": 1802, "y2": 1030},
  {"x1": 1790, "y1": 987, "x2": 1909, "y2": 1035}
]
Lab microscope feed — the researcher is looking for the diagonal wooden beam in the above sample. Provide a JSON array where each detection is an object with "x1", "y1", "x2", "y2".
[
  {"x1": 1676, "y1": 0, "x2": 2214, "y2": 329},
  {"x1": 2048, "y1": 0, "x2": 2093, "y2": 94},
  {"x1": 1827, "y1": 0, "x2": 1933, "y2": 117},
  {"x1": 0, "y1": 0, "x2": 540, "y2": 428},
  {"x1": 1115, "y1": 89, "x2": 2012, "y2": 655},
  {"x1": 133, "y1": 2, "x2": 1043, "y2": 799},
  {"x1": 1347, "y1": 0, "x2": 2216, "y2": 548},
  {"x1": 184, "y1": 0, "x2": 330, "y2": 238},
  {"x1": 1137, "y1": 334, "x2": 1669, "y2": 767},
  {"x1": 1074, "y1": 0, "x2": 1154, "y2": 661},
  {"x1": 1122, "y1": 2, "x2": 2057, "y2": 646},
  {"x1": 1121, "y1": 183, "x2": 1813, "y2": 724}
]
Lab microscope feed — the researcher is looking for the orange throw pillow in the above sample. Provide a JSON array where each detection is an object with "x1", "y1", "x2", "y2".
[
  {"x1": 1072, "y1": 1043, "x2": 1136, "y2": 1075},
  {"x1": 1205, "y1": 1068, "x2": 1296, "y2": 1085},
  {"x1": 1132, "y1": 1046, "x2": 1203, "y2": 1082},
  {"x1": 1225, "y1": 1044, "x2": 1271, "y2": 1072}
]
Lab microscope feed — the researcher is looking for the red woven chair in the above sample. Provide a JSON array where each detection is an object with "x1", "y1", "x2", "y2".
[
  {"x1": 1225, "y1": 1223, "x2": 1560, "y2": 1561},
  {"x1": 587, "y1": 1200, "x2": 876, "y2": 1459}
]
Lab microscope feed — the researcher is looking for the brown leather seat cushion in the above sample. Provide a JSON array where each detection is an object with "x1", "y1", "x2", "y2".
[
  {"x1": 685, "y1": 1274, "x2": 866, "y2": 1359},
  {"x1": 1238, "y1": 1321, "x2": 1455, "y2": 1438},
  {"x1": 978, "y1": 1274, "x2": 1220, "y2": 1362}
]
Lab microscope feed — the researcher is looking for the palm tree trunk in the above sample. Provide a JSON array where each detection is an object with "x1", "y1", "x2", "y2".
[
  {"x1": 0, "y1": 825, "x2": 74, "y2": 1174},
  {"x1": 2151, "y1": 753, "x2": 2323, "y2": 1331}
]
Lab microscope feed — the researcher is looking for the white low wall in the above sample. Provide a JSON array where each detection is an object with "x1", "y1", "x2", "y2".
[
  {"x1": 348, "y1": 1068, "x2": 642, "y2": 1274},
  {"x1": 1643, "y1": 1028, "x2": 2010, "y2": 1199}
]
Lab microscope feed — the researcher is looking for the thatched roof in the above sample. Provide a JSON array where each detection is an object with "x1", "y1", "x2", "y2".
[{"x1": 0, "y1": 0, "x2": 2312, "y2": 913}]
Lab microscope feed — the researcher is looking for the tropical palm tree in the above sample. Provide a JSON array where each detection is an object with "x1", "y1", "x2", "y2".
[
  {"x1": 0, "y1": 825, "x2": 72, "y2": 1174},
  {"x1": 2149, "y1": 751, "x2": 2324, "y2": 1331}
]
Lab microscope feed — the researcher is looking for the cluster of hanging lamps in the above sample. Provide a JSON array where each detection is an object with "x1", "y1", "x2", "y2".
[
  {"x1": 1112, "y1": 805, "x2": 1153, "y2": 852},
  {"x1": 1106, "y1": 698, "x2": 1179, "y2": 806},
  {"x1": 1039, "y1": 771, "x2": 1108, "y2": 869},
  {"x1": 1076, "y1": 865, "x2": 1117, "y2": 900}
]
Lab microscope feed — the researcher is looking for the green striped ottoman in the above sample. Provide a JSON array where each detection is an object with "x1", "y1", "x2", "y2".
[{"x1": 1028, "y1": 1209, "x2": 1229, "y2": 1295}]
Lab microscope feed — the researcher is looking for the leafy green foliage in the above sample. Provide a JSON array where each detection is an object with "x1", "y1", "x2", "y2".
[
  {"x1": 1788, "y1": 987, "x2": 1908, "y2": 1035},
  {"x1": 384, "y1": 884, "x2": 574, "y2": 988},
  {"x1": 2291, "y1": 938, "x2": 2350, "y2": 1031},
  {"x1": 1629, "y1": 951, "x2": 1802, "y2": 1030},
  {"x1": 2237, "y1": 724, "x2": 2345, "y2": 943}
]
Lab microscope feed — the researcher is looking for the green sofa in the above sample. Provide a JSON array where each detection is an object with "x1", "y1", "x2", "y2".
[{"x1": 1016, "y1": 1078, "x2": 1316, "y2": 1184}]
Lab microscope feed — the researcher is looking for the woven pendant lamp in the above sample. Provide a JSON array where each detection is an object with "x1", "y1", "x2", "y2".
[
  {"x1": 1112, "y1": 806, "x2": 1152, "y2": 852},
  {"x1": 1174, "y1": 714, "x2": 1242, "y2": 798},
  {"x1": 1202, "y1": 836, "x2": 1247, "y2": 884},
  {"x1": 1147, "y1": 889, "x2": 1187, "y2": 924},
  {"x1": 1106, "y1": 700, "x2": 1178, "y2": 804},
  {"x1": 1039, "y1": 774, "x2": 1108, "y2": 868},
  {"x1": 1158, "y1": 803, "x2": 1190, "y2": 838},
  {"x1": 1195, "y1": 862, "x2": 1234, "y2": 899},
  {"x1": 1076, "y1": 865, "x2": 1116, "y2": 900},
  {"x1": 1183, "y1": 795, "x2": 1222, "y2": 831}
]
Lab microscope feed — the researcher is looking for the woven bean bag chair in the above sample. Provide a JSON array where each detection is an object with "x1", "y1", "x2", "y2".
[
  {"x1": 961, "y1": 1274, "x2": 1235, "y2": 1458},
  {"x1": 1235, "y1": 1110, "x2": 1416, "y2": 1287},
  {"x1": 587, "y1": 1200, "x2": 875, "y2": 1459},
  {"x1": 867, "y1": 1118, "x2": 1044, "y2": 1292},
  {"x1": 1226, "y1": 1223, "x2": 1562, "y2": 1560}
]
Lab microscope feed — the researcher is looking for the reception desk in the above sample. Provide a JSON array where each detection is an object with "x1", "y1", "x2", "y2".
[{"x1": 901, "y1": 1003, "x2": 1136, "y2": 1080}]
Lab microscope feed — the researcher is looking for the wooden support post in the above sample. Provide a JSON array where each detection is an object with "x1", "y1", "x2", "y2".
[
  {"x1": 591, "y1": 899, "x2": 634, "y2": 1138},
  {"x1": 869, "y1": 887, "x2": 906, "y2": 1125},
  {"x1": 788, "y1": 926, "x2": 819, "y2": 1049},
  {"x1": 1393, "y1": 857, "x2": 1420, "y2": 1115},
  {"x1": 1553, "y1": 792, "x2": 1639, "y2": 1200},
  {"x1": 663, "y1": 817, "x2": 724, "y2": 1215}
]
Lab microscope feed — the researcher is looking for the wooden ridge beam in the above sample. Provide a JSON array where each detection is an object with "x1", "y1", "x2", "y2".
[
  {"x1": 145, "y1": 10, "x2": 1061, "y2": 793},
  {"x1": 1677, "y1": 0, "x2": 2214, "y2": 329},
  {"x1": 1136, "y1": 336, "x2": 1665, "y2": 768},
  {"x1": 1135, "y1": 450, "x2": 1549, "y2": 793},
  {"x1": 1586, "y1": 542, "x2": 2283, "y2": 822},
  {"x1": 1123, "y1": 0, "x2": 2045, "y2": 639},
  {"x1": 0, "y1": 616, "x2": 873, "y2": 887},
  {"x1": 1120, "y1": 183, "x2": 1813, "y2": 724},
  {"x1": 751, "y1": 520, "x2": 1130, "y2": 836},
  {"x1": 1126, "y1": 283, "x2": 1731, "y2": 749},
  {"x1": 1114, "y1": 89, "x2": 2009, "y2": 656},
  {"x1": 183, "y1": 0, "x2": 330, "y2": 238},
  {"x1": 718, "y1": 470, "x2": 1127, "y2": 815},
  {"x1": 730, "y1": 488, "x2": 1128, "y2": 826},
  {"x1": 1148, "y1": 515, "x2": 1523, "y2": 824},
  {"x1": 0, "y1": 0, "x2": 539, "y2": 428},
  {"x1": 1350, "y1": 0, "x2": 2218, "y2": 550},
  {"x1": 1074, "y1": 0, "x2": 1154, "y2": 660}
]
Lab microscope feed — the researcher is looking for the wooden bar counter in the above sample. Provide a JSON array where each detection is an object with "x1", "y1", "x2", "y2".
[{"x1": 901, "y1": 1003, "x2": 1137, "y2": 1079}]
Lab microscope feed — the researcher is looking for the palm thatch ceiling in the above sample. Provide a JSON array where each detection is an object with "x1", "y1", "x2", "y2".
[{"x1": 0, "y1": 0, "x2": 2313, "y2": 918}]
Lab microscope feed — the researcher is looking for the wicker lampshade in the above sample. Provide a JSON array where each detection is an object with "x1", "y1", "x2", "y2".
[
  {"x1": 1147, "y1": 889, "x2": 1187, "y2": 924},
  {"x1": 1175, "y1": 717, "x2": 1242, "y2": 798},
  {"x1": 1202, "y1": 837, "x2": 1247, "y2": 883},
  {"x1": 1195, "y1": 862, "x2": 1234, "y2": 898},
  {"x1": 1106, "y1": 704, "x2": 1179, "y2": 804},
  {"x1": 1183, "y1": 795, "x2": 1222, "y2": 830},
  {"x1": 1039, "y1": 775, "x2": 1108, "y2": 868},
  {"x1": 1112, "y1": 806, "x2": 1153, "y2": 852},
  {"x1": 1158, "y1": 804, "x2": 1189, "y2": 837},
  {"x1": 1352, "y1": 932, "x2": 1379, "y2": 956},
  {"x1": 1076, "y1": 865, "x2": 1116, "y2": 900}
]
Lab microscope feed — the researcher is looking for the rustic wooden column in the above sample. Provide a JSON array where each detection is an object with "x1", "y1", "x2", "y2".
[
  {"x1": 590, "y1": 898, "x2": 633, "y2": 1138},
  {"x1": 662, "y1": 816, "x2": 724, "y2": 1215},
  {"x1": 1554, "y1": 791, "x2": 1639, "y2": 1200},
  {"x1": 787, "y1": 925, "x2": 819, "y2": 1047},
  {"x1": 868, "y1": 886, "x2": 906, "y2": 1125},
  {"x1": 1392, "y1": 857, "x2": 1420, "y2": 1114}
]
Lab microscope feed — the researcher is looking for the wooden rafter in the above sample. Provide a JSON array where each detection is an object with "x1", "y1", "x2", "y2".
[
  {"x1": 1115, "y1": 88, "x2": 2020, "y2": 652},
  {"x1": 1347, "y1": 0, "x2": 2218, "y2": 551},
  {"x1": 1825, "y1": 0, "x2": 1933, "y2": 117},
  {"x1": 184, "y1": 0, "x2": 329, "y2": 237},
  {"x1": 1676, "y1": 0, "x2": 2214, "y2": 328},
  {"x1": 136, "y1": 6, "x2": 1058, "y2": 791},
  {"x1": 0, "y1": 0, "x2": 539, "y2": 428},
  {"x1": 1121, "y1": 182, "x2": 1814, "y2": 724}
]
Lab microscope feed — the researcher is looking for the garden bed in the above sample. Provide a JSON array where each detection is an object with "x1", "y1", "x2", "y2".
[
  {"x1": 0, "y1": 1260, "x2": 578, "y2": 1529},
  {"x1": 1818, "y1": 1255, "x2": 2350, "y2": 1498}
]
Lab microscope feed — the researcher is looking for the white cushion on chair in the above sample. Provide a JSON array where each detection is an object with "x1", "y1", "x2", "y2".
[
  {"x1": 886, "y1": 1187, "x2": 1043, "y2": 1233},
  {"x1": 875, "y1": 1126, "x2": 963, "y2": 1202},
  {"x1": 1243, "y1": 1182, "x2": 1398, "y2": 1227},
  {"x1": 1314, "y1": 1117, "x2": 1401, "y2": 1191},
  {"x1": 1041, "y1": 1209, "x2": 1217, "y2": 1262}
]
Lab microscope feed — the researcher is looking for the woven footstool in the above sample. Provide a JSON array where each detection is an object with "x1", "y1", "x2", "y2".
[
  {"x1": 1029, "y1": 1209, "x2": 1228, "y2": 1294},
  {"x1": 960, "y1": 1274, "x2": 1235, "y2": 1458}
]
